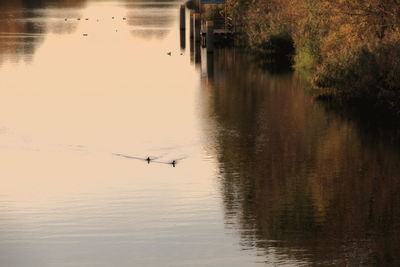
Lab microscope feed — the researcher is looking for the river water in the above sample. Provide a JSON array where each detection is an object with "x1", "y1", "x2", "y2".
[{"x1": 0, "y1": 1, "x2": 399, "y2": 266}]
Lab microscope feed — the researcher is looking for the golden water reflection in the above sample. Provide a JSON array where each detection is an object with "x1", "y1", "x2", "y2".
[
  {"x1": 0, "y1": 0, "x2": 87, "y2": 64},
  {"x1": 0, "y1": 0, "x2": 181, "y2": 64},
  {"x1": 201, "y1": 49, "x2": 400, "y2": 266},
  {"x1": 1, "y1": 0, "x2": 400, "y2": 266},
  {"x1": 0, "y1": 1, "x2": 256, "y2": 266}
]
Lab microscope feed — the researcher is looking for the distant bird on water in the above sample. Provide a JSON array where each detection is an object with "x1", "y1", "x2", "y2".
[
  {"x1": 112, "y1": 16, "x2": 115, "y2": 19},
  {"x1": 123, "y1": 17, "x2": 126, "y2": 20},
  {"x1": 113, "y1": 153, "x2": 164, "y2": 165},
  {"x1": 145, "y1": 155, "x2": 166, "y2": 164},
  {"x1": 112, "y1": 153, "x2": 185, "y2": 167},
  {"x1": 168, "y1": 157, "x2": 187, "y2": 167},
  {"x1": 167, "y1": 52, "x2": 171, "y2": 56}
]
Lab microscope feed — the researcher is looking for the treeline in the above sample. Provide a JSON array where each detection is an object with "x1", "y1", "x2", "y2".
[{"x1": 225, "y1": 0, "x2": 400, "y2": 115}]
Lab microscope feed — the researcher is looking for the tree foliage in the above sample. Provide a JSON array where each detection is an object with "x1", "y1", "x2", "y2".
[{"x1": 227, "y1": 0, "x2": 400, "y2": 113}]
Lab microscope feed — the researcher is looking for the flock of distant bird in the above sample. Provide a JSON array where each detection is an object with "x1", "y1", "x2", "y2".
[
  {"x1": 63, "y1": 16, "x2": 127, "y2": 36},
  {"x1": 63, "y1": 16, "x2": 181, "y2": 56},
  {"x1": 167, "y1": 52, "x2": 185, "y2": 56},
  {"x1": 64, "y1": 17, "x2": 127, "y2": 22},
  {"x1": 112, "y1": 153, "x2": 186, "y2": 167}
]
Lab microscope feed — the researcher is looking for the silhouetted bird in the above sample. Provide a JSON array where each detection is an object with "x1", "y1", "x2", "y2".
[
  {"x1": 77, "y1": 18, "x2": 81, "y2": 20},
  {"x1": 85, "y1": 18, "x2": 89, "y2": 20},
  {"x1": 167, "y1": 52, "x2": 171, "y2": 56},
  {"x1": 123, "y1": 18, "x2": 126, "y2": 20},
  {"x1": 168, "y1": 156, "x2": 186, "y2": 167},
  {"x1": 146, "y1": 157, "x2": 151, "y2": 164}
]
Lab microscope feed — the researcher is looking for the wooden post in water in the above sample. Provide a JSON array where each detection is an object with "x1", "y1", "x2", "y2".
[
  {"x1": 195, "y1": 0, "x2": 201, "y2": 12},
  {"x1": 180, "y1": 28, "x2": 186, "y2": 50},
  {"x1": 189, "y1": 11, "x2": 194, "y2": 39},
  {"x1": 180, "y1": 5, "x2": 185, "y2": 30},
  {"x1": 206, "y1": 21, "x2": 214, "y2": 53},
  {"x1": 193, "y1": 13, "x2": 201, "y2": 43},
  {"x1": 207, "y1": 52, "x2": 214, "y2": 79},
  {"x1": 194, "y1": 39, "x2": 201, "y2": 65}
]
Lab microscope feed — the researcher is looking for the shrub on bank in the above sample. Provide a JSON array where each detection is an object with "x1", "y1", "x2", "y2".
[
  {"x1": 225, "y1": 0, "x2": 400, "y2": 116},
  {"x1": 313, "y1": 39, "x2": 400, "y2": 115}
]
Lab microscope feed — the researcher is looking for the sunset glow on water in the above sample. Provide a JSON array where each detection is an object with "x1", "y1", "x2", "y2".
[{"x1": 0, "y1": 1, "x2": 399, "y2": 266}]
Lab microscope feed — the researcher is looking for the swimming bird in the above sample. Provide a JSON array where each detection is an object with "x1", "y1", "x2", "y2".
[
  {"x1": 167, "y1": 52, "x2": 171, "y2": 56},
  {"x1": 77, "y1": 18, "x2": 81, "y2": 20},
  {"x1": 167, "y1": 156, "x2": 187, "y2": 167},
  {"x1": 112, "y1": 16, "x2": 115, "y2": 19},
  {"x1": 112, "y1": 153, "x2": 164, "y2": 164},
  {"x1": 85, "y1": 18, "x2": 89, "y2": 20},
  {"x1": 123, "y1": 17, "x2": 126, "y2": 20}
]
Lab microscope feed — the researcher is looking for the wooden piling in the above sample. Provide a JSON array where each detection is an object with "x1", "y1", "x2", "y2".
[
  {"x1": 180, "y1": 5, "x2": 185, "y2": 30},
  {"x1": 207, "y1": 53, "x2": 214, "y2": 79},
  {"x1": 195, "y1": 0, "x2": 201, "y2": 12},
  {"x1": 189, "y1": 11, "x2": 194, "y2": 39},
  {"x1": 193, "y1": 13, "x2": 201, "y2": 43},
  {"x1": 180, "y1": 29, "x2": 186, "y2": 49},
  {"x1": 206, "y1": 21, "x2": 214, "y2": 53}
]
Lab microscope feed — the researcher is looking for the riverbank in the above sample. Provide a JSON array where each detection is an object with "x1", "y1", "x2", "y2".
[{"x1": 218, "y1": 0, "x2": 400, "y2": 118}]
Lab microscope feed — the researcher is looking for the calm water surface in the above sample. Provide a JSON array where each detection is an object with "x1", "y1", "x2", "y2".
[{"x1": 1, "y1": 1, "x2": 400, "y2": 266}]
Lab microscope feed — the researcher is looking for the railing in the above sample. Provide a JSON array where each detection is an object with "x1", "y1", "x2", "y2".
[
  {"x1": 199, "y1": 13, "x2": 244, "y2": 37},
  {"x1": 214, "y1": 16, "x2": 243, "y2": 34}
]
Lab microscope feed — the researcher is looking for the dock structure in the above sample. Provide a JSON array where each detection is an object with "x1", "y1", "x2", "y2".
[
  {"x1": 200, "y1": 18, "x2": 234, "y2": 48},
  {"x1": 185, "y1": 0, "x2": 239, "y2": 48}
]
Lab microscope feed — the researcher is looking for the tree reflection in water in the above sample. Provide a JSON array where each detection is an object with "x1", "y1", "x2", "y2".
[
  {"x1": 201, "y1": 48, "x2": 400, "y2": 266},
  {"x1": 0, "y1": 0, "x2": 86, "y2": 64},
  {"x1": 0, "y1": 0, "x2": 179, "y2": 65}
]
